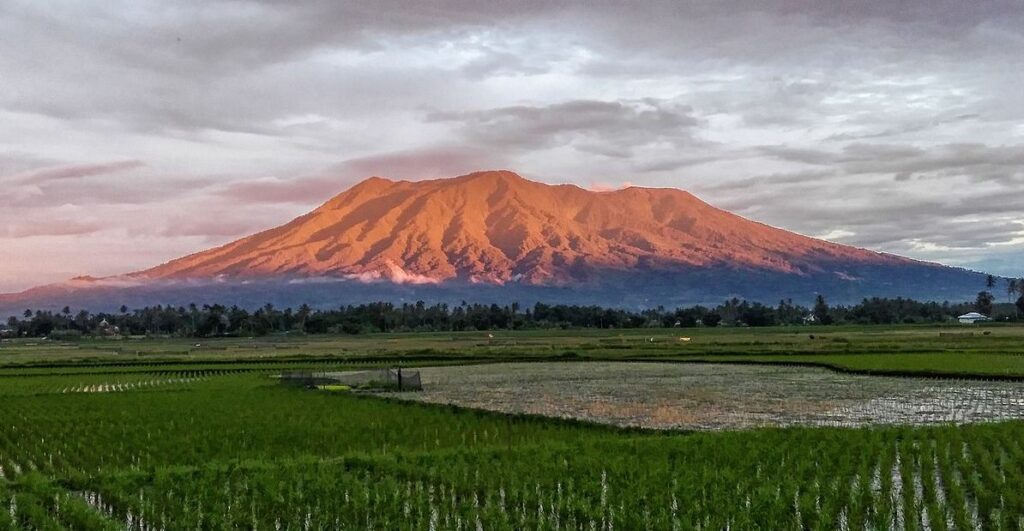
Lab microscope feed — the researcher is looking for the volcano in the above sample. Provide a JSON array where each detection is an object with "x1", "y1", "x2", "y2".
[
  {"x1": 0, "y1": 170, "x2": 989, "y2": 312},
  {"x1": 138, "y1": 170, "x2": 913, "y2": 282}
]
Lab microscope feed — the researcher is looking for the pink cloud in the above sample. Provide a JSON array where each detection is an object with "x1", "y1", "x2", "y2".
[
  {"x1": 1, "y1": 218, "x2": 103, "y2": 238},
  {"x1": 10, "y1": 160, "x2": 145, "y2": 184},
  {"x1": 219, "y1": 147, "x2": 502, "y2": 204},
  {"x1": 219, "y1": 175, "x2": 346, "y2": 204},
  {"x1": 160, "y1": 215, "x2": 272, "y2": 238}
]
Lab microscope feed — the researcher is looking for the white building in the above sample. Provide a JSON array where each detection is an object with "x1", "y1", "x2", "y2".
[{"x1": 957, "y1": 312, "x2": 990, "y2": 324}]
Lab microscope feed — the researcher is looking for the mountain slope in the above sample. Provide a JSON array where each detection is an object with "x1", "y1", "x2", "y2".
[{"x1": 137, "y1": 170, "x2": 911, "y2": 285}]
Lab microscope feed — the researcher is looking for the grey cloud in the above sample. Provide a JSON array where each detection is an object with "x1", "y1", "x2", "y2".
[
  {"x1": 1, "y1": 172, "x2": 220, "y2": 208},
  {"x1": 632, "y1": 155, "x2": 725, "y2": 173},
  {"x1": 826, "y1": 113, "x2": 981, "y2": 142},
  {"x1": 334, "y1": 147, "x2": 504, "y2": 181},
  {"x1": 4, "y1": 0, "x2": 1022, "y2": 144},
  {"x1": 697, "y1": 170, "x2": 837, "y2": 193},
  {"x1": 721, "y1": 182, "x2": 1024, "y2": 250},
  {"x1": 758, "y1": 146, "x2": 840, "y2": 166},
  {"x1": 428, "y1": 99, "x2": 702, "y2": 155},
  {"x1": 759, "y1": 143, "x2": 1024, "y2": 184},
  {"x1": 461, "y1": 49, "x2": 549, "y2": 80}
]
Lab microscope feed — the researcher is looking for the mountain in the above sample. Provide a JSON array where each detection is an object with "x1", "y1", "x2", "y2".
[
  {"x1": 137, "y1": 170, "x2": 912, "y2": 282},
  {"x1": 1, "y1": 170, "x2": 989, "y2": 313}
]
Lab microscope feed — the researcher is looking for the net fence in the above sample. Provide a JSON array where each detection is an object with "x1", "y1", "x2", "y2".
[{"x1": 280, "y1": 368, "x2": 422, "y2": 391}]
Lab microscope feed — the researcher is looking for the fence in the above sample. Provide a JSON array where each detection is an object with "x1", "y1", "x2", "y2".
[{"x1": 280, "y1": 368, "x2": 422, "y2": 391}]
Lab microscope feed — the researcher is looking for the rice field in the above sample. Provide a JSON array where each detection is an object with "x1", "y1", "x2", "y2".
[
  {"x1": 392, "y1": 362, "x2": 1024, "y2": 430},
  {"x1": 1, "y1": 329, "x2": 1023, "y2": 528}
]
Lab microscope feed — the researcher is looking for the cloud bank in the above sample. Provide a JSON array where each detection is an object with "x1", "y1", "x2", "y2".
[{"x1": 1, "y1": 0, "x2": 1023, "y2": 291}]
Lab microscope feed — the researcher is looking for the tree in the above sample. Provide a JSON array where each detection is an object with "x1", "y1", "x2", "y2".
[
  {"x1": 975, "y1": 291, "x2": 995, "y2": 316},
  {"x1": 296, "y1": 304, "x2": 312, "y2": 332},
  {"x1": 812, "y1": 295, "x2": 832, "y2": 325},
  {"x1": 1017, "y1": 295, "x2": 1024, "y2": 317},
  {"x1": 986, "y1": 274, "x2": 997, "y2": 290},
  {"x1": 702, "y1": 313, "x2": 722, "y2": 327},
  {"x1": 60, "y1": 304, "x2": 71, "y2": 329},
  {"x1": 1005, "y1": 278, "x2": 1018, "y2": 303}
]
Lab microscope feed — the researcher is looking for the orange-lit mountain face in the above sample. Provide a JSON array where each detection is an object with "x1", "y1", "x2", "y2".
[{"x1": 137, "y1": 170, "x2": 910, "y2": 285}]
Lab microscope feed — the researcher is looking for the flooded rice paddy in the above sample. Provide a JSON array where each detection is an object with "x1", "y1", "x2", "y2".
[{"x1": 390, "y1": 362, "x2": 1024, "y2": 430}]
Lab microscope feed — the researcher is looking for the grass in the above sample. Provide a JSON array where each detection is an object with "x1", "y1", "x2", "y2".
[
  {"x1": 0, "y1": 372, "x2": 1022, "y2": 528},
  {"x1": 679, "y1": 352, "x2": 1024, "y2": 379},
  {"x1": 4, "y1": 323, "x2": 1024, "y2": 378}
]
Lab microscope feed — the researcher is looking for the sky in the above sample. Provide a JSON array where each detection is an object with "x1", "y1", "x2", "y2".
[{"x1": 2, "y1": 0, "x2": 1023, "y2": 293}]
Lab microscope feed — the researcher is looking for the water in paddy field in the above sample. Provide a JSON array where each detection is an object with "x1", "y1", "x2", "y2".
[{"x1": 389, "y1": 362, "x2": 1024, "y2": 431}]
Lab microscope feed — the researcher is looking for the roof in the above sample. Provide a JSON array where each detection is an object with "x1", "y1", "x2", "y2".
[{"x1": 958, "y1": 312, "x2": 989, "y2": 319}]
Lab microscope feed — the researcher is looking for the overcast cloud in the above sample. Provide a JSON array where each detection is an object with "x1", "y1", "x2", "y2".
[{"x1": 1, "y1": 0, "x2": 1023, "y2": 292}]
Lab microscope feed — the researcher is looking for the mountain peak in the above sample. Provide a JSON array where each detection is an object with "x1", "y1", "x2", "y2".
[
  {"x1": 447, "y1": 170, "x2": 537, "y2": 193},
  {"x1": 359, "y1": 175, "x2": 395, "y2": 185},
  {"x1": 455, "y1": 169, "x2": 526, "y2": 182},
  {"x1": 347, "y1": 175, "x2": 397, "y2": 192}
]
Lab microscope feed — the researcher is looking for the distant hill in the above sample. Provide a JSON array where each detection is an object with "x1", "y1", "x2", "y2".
[{"x1": 0, "y1": 170, "x2": 990, "y2": 314}]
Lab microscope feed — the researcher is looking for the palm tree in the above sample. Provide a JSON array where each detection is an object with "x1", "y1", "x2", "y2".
[
  {"x1": 1008, "y1": 278, "x2": 1020, "y2": 303},
  {"x1": 297, "y1": 304, "x2": 312, "y2": 332},
  {"x1": 812, "y1": 295, "x2": 830, "y2": 324},
  {"x1": 986, "y1": 274, "x2": 997, "y2": 290}
]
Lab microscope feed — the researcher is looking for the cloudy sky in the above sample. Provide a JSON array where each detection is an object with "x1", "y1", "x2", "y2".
[{"x1": 2, "y1": 0, "x2": 1023, "y2": 292}]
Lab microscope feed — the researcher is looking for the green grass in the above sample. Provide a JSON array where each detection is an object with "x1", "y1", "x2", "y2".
[
  {"x1": 0, "y1": 372, "x2": 1022, "y2": 528},
  {"x1": 681, "y1": 352, "x2": 1024, "y2": 378},
  {"x1": 4, "y1": 323, "x2": 1024, "y2": 378},
  {"x1": 2, "y1": 326, "x2": 1024, "y2": 527}
]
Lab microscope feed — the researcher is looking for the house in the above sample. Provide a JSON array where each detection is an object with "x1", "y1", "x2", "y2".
[
  {"x1": 957, "y1": 312, "x2": 991, "y2": 324},
  {"x1": 0, "y1": 326, "x2": 13, "y2": 338},
  {"x1": 97, "y1": 319, "x2": 120, "y2": 336}
]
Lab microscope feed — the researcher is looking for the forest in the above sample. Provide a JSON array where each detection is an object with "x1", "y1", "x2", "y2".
[{"x1": 4, "y1": 291, "x2": 1023, "y2": 338}]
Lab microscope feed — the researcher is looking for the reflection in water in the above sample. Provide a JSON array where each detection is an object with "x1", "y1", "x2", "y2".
[{"x1": 391, "y1": 362, "x2": 1024, "y2": 430}]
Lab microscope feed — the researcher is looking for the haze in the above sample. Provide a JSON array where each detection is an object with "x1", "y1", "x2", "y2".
[{"x1": 1, "y1": 0, "x2": 1023, "y2": 292}]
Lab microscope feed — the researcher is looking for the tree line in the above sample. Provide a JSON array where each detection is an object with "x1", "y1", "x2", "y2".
[{"x1": 3, "y1": 292, "x2": 1023, "y2": 339}]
